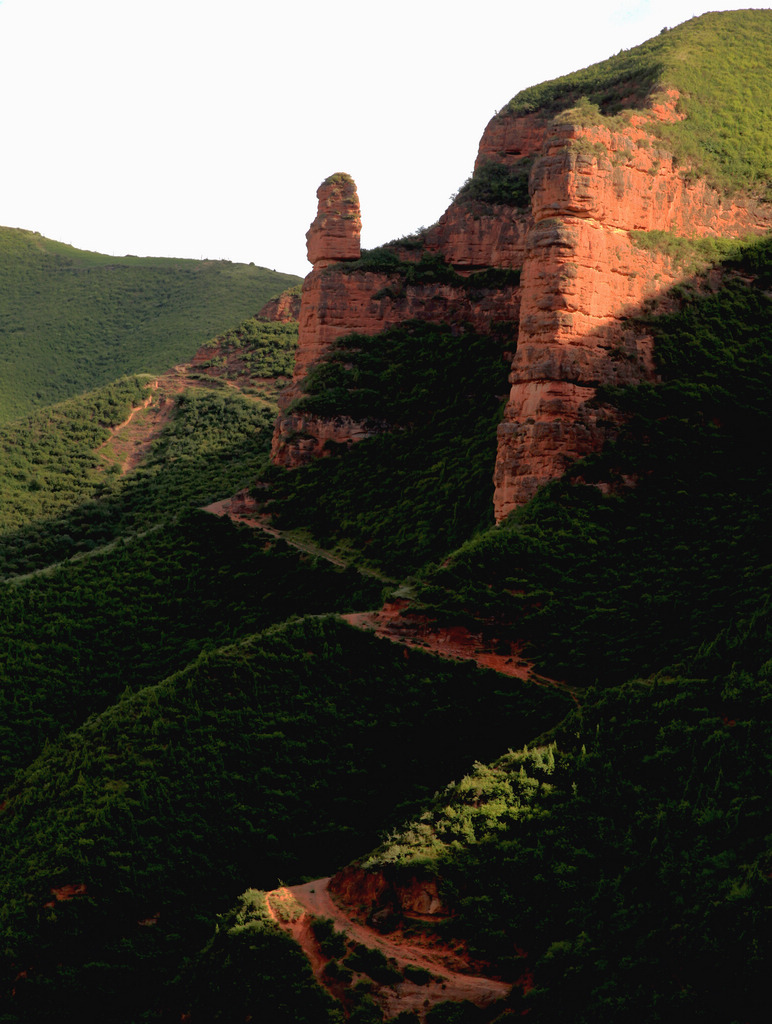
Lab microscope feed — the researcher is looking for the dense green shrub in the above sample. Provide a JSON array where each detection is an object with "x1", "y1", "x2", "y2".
[
  {"x1": 341, "y1": 250, "x2": 521, "y2": 288},
  {"x1": 456, "y1": 160, "x2": 532, "y2": 207},
  {"x1": 268, "y1": 322, "x2": 510, "y2": 574},
  {"x1": 312, "y1": 917, "x2": 349, "y2": 960},
  {"x1": 202, "y1": 315, "x2": 298, "y2": 378},
  {"x1": 345, "y1": 944, "x2": 402, "y2": 986}
]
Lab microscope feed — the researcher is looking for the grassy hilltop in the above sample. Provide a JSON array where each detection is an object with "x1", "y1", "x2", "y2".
[{"x1": 503, "y1": 8, "x2": 772, "y2": 198}]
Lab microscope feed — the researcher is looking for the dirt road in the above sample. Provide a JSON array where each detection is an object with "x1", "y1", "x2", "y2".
[{"x1": 267, "y1": 877, "x2": 511, "y2": 1020}]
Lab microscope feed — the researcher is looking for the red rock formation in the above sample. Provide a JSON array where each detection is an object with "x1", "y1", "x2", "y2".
[
  {"x1": 270, "y1": 166, "x2": 522, "y2": 466},
  {"x1": 331, "y1": 864, "x2": 450, "y2": 922},
  {"x1": 270, "y1": 173, "x2": 366, "y2": 466},
  {"x1": 491, "y1": 103, "x2": 772, "y2": 517},
  {"x1": 271, "y1": 410, "x2": 390, "y2": 469},
  {"x1": 292, "y1": 269, "x2": 519, "y2": 382},
  {"x1": 475, "y1": 110, "x2": 549, "y2": 165},
  {"x1": 423, "y1": 201, "x2": 529, "y2": 269},
  {"x1": 257, "y1": 287, "x2": 301, "y2": 322},
  {"x1": 305, "y1": 172, "x2": 362, "y2": 268},
  {"x1": 273, "y1": 96, "x2": 772, "y2": 512},
  {"x1": 270, "y1": 267, "x2": 521, "y2": 467}
]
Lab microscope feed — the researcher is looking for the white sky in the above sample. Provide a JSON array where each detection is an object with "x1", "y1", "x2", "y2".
[{"x1": 0, "y1": 1, "x2": 767, "y2": 277}]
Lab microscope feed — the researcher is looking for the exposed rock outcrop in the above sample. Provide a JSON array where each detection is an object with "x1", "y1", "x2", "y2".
[
  {"x1": 257, "y1": 287, "x2": 301, "y2": 322},
  {"x1": 271, "y1": 410, "x2": 390, "y2": 468},
  {"x1": 330, "y1": 864, "x2": 451, "y2": 926},
  {"x1": 305, "y1": 172, "x2": 362, "y2": 268},
  {"x1": 491, "y1": 103, "x2": 772, "y2": 515},
  {"x1": 271, "y1": 171, "x2": 522, "y2": 468},
  {"x1": 272, "y1": 94, "x2": 772, "y2": 513}
]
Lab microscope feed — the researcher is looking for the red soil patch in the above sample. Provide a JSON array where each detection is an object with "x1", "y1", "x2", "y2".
[
  {"x1": 204, "y1": 500, "x2": 577, "y2": 699},
  {"x1": 343, "y1": 600, "x2": 578, "y2": 704},
  {"x1": 343, "y1": 600, "x2": 531, "y2": 680},
  {"x1": 202, "y1": 488, "x2": 266, "y2": 523},
  {"x1": 44, "y1": 882, "x2": 88, "y2": 908},
  {"x1": 266, "y1": 877, "x2": 511, "y2": 1020}
]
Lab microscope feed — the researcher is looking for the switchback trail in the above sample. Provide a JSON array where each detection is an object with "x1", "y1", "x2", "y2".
[
  {"x1": 266, "y1": 877, "x2": 511, "y2": 1020},
  {"x1": 98, "y1": 346, "x2": 277, "y2": 476},
  {"x1": 203, "y1": 493, "x2": 579, "y2": 701},
  {"x1": 344, "y1": 601, "x2": 581, "y2": 703},
  {"x1": 202, "y1": 491, "x2": 393, "y2": 582}
]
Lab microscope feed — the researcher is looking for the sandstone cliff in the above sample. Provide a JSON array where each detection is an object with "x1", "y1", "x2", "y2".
[
  {"x1": 490, "y1": 93, "x2": 772, "y2": 515},
  {"x1": 272, "y1": 90, "x2": 772, "y2": 515}
]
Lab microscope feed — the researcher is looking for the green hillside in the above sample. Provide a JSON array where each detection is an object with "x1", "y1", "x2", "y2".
[
  {"x1": 502, "y1": 8, "x2": 772, "y2": 198},
  {"x1": 361, "y1": 614, "x2": 772, "y2": 1022},
  {"x1": 0, "y1": 226, "x2": 300, "y2": 421},
  {"x1": 0, "y1": 229, "x2": 768, "y2": 1022},
  {"x1": 0, "y1": 331, "x2": 293, "y2": 577},
  {"x1": 0, "y1": 10, "x2": 771, "y2": 1024},
  {"x1": 0, "y1": 616, "x2": 566, "y2": 1021}
]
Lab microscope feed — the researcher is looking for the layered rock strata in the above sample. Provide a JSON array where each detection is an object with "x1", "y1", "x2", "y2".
[
  {"x1": 271, "y1": 171, "x2": 526, "y2": 468},
  {"x1": 492, "y1": 101, "x2": 772, "y2": 516},
  {"x1": 272, "y1": 95, "x2": 772, "y2": 512}
]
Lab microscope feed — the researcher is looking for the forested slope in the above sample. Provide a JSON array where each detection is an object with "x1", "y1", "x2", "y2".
[
  {"x1": 1, "y1": 12, "x2": 772, "y2": 1023},
  {"x1": 0, "y1": 227, "x2": 299, "y2": 420}
]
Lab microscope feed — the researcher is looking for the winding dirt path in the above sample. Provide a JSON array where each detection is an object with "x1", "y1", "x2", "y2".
[
  {"x1": 343, "y1": 600, "x2": 533, "y2": 680},
  {"x1": 267, "y1": 877, "x2": 511, "y2": 1020},
  {"x1": 203, "y1": 493, "x2": 579, "y2": 701},
  {"x1": 202, "y1": 492, "x2": 392, "y2": 580},
  {"x1": 344, "y1": 601, "x2": 580, "y2": 702},
  {"x1": 97, "y1": 353, "x2": 275, "y2": 477}
]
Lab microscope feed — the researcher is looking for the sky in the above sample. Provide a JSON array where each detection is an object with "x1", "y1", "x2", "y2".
[{"x1": 0, "y1": 1, "x2": 768, "y2": 278}]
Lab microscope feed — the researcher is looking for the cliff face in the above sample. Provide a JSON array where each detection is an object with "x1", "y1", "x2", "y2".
[
  {"x1": 492, "y1": 96, "x2": 772, "y2": 516},
  {"x1": 272, "y1": 93, "x2": 772, "y2": 511},
  {"x1": 270, "y1": 170, "x2": 525, "y2": 468}
]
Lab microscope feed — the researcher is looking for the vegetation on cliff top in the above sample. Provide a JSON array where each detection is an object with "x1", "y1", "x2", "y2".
[
  {"x1": 503, "y1": 9, "x2": 772, "y2": 198},
  {"x1": 340, "y1": 248, "x2": 521, "y2": 287},
  {"x1": 455, "y1": 158, "x2": 533, "y2": 208}
]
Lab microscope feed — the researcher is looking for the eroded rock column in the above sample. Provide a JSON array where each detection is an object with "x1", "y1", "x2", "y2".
[{"x1": 271, "y1": 173, "x2": 371, "y2": 467}]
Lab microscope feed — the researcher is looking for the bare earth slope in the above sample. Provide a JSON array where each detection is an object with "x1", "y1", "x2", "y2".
[{"x1": 266, "y1": 877, "x2": 511, "y2": 1020}]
